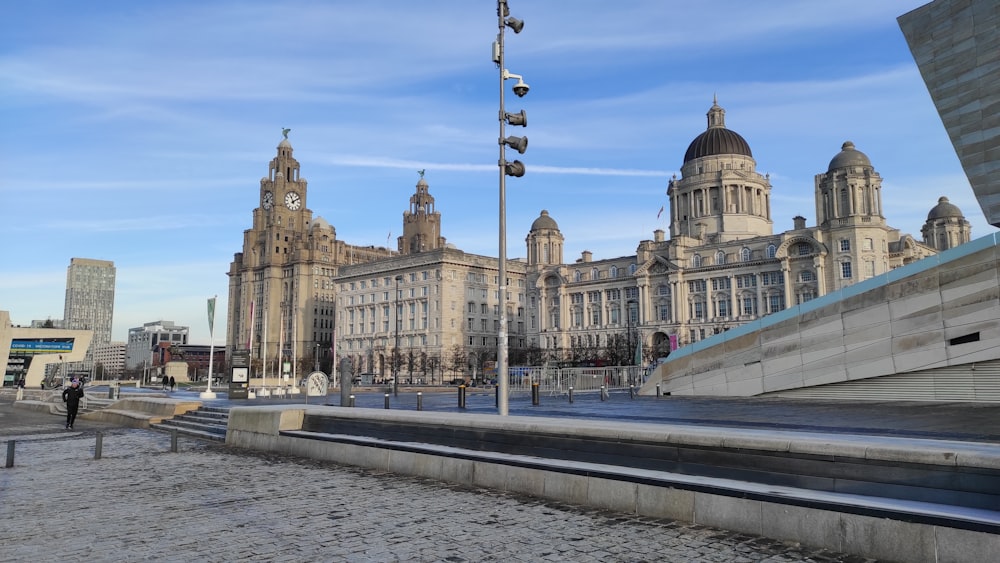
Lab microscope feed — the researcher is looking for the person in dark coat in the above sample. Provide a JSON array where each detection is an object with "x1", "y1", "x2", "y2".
[
  {"x1": 162, "y1": 374, "x2": 169, "y2": 390},
  {"x1": 169, "y1": 376, "x2": 176, "y2": 392},
  {"x1": 62, "y1": 380, "x2": 85, "y2": 429}
]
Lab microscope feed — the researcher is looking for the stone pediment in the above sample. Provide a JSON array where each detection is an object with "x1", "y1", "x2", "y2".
[{"x1": 635, "y1": 255, "x2": 678, "y2": 276}]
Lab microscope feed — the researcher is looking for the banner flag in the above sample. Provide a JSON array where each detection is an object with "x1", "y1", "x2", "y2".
[
  {"x1": 657, "y1": 205, "x2": 664, "y2": 219},
  {"x1": 207, "y1": 296, "x2": 217, "y2": 336}
]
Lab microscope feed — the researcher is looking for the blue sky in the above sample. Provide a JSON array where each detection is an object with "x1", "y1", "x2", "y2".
[{"x1": 1, "y1": 1, "x2": 990, "y2": 344}]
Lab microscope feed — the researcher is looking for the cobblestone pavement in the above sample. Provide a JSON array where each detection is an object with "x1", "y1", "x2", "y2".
[{"x1": 0, "y1": 411, "x2": 875, "y2": 562}]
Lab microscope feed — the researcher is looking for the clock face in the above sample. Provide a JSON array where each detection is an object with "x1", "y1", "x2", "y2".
[
  {"x1": 284, "y1": 191, "x2": 302, "y2": 210},
  {"x1": 262, "y1": 191, "x2": 274, "y2": 210}
]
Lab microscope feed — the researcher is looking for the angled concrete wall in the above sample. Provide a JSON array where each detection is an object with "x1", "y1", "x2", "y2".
[{"x1": 643, "y1": 234, "x2": 1000, "y2": 401}]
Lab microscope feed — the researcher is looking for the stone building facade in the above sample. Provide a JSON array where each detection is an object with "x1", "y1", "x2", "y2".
[
  {"x1": 226, "y1": 137, "x2": 527, "y2": 381},
  {"x1": 524, "y1": 101, "x2": 971, "y2": 362}
]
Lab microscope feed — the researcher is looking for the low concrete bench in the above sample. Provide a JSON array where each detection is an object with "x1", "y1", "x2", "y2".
[
  {"x1": 80, "y1": 397, "x2": 203, "y2": 429},
  {"x1": 226, "y1": 405, "x2": 1000, "y2": 563}
]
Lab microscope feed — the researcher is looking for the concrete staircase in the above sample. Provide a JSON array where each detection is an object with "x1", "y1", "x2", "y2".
[{"x1": 150, "y1": 406, "x2": 229, "y2": 442}]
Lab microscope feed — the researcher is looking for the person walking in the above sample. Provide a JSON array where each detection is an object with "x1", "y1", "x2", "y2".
[
  {"x1": 161, "y1": 374, "x2": 169, "y2": 391},
  {"x1": 62, "y1": 380, "x2": 84, "y2": 430},
  {"x1": 15, "y1": 377, "x2": 25, "y2": 401},
  {"x1": 169, "y1": 376, "x2": 176, "y2": 392}
]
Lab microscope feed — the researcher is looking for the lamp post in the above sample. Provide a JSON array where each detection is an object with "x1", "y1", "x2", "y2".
[
  {"x1": 626, "y1": 299, "x2": 636, "y2": 365},
  {"x1": 314, "y1": 343, "x2": 320, "y2": 372},
  {"x1": 495, "y1": 0, "x2": 528, "y2": 416},
  {"x1": 393, "y1": 274, "x2": 403, "y2": 397}
]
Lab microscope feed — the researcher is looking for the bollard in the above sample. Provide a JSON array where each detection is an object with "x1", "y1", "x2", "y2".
[
  {"x1": 629, "y1": 385, "x2": 635, "y2": 399},
  {"x1": 384, "y1": 393, "x2": 391, "y2": 409},
  {"x1": 568, "y1": 386, "x2": 574, "y2": 403},
  {"x1": 94, "y1": 432, "x2": 103, "y2": 460},
  {"x1": 531, "y1": 382, "x2": 540, "y2": 406},
  {"x1": 656, "y1": 383, "x2": 661, "y2": 397},
  {"x1": 171, "y1": 429, "x2": 178, "y2": 453},
  {"x1": 348, "y1": 394, "x2": 355, "y2": 407},
  {"x1": 458, "y1": 385, "x2": 466, "y2": 409},
  {"x1": 417, "y1": 392, "x2": 423, "y2": 411},
  {"x1": 6, "y1": 440, "x2": 14, "y2": 468},
  {"x1": 600, "y1": 385, "x2": 606, "y2": 401},
  {"x1": 495, "y1": 386, "x2": 499, "y2": 408}
]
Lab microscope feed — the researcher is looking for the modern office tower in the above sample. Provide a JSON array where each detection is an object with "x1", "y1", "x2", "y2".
[
  {"x1": 63, "y1": 257, "x2": 116, "y2": 371},
  {"x1": 125, "y1": 320, "x2": 190, "y2": 370}
]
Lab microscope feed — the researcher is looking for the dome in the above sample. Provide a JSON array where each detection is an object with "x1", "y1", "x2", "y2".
[
  {"x1": 827, "y1": 141, "x2": 871, "y2": 171},
  {"x1": 927, "y1": 196, "x2": 964, "y2": 220},
  {"x1": 278, "y1": 138, "x2": 292, "y2": 149},
  {"x1": 311, "y1": 216, "x2": 331, "y2": 231},
  {"x1": 682, "y1": 100, "x2": 753, "y2": 164},
  {"x1": 531, "y1": 210, "x2": 559, "y2": 231}
]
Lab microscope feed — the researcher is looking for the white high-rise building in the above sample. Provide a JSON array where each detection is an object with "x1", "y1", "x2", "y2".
[{"x1": 126, "y1": 321, "x2": 190, "y2": 370}]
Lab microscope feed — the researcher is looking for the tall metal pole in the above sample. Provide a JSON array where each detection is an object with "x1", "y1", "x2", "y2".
[
  {"x1": 496, "y1": 0, "x2": 510, "y2": 416},
  {"x1": 393, "y1": 275, "x2": 402, "y2": 397}
]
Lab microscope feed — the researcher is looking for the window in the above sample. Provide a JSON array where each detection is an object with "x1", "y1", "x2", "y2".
[
  {"x1": 591, "y1": 268, "x2": 599, "y2": 280},
  {"x1": 629, "y1": 263, "x2": 637, "y2": 275},
  {"x1": 610, "y1": 265, "x2": 619, "y2": 278},
  {"x1": 610, "y1": 306, "x2": 620, "y2": 324},
  {"x1": 766, "y1": 244, "x2": 777, "y2": 258},
  {"x1": 799, "y1": 270, "x2": 814, "y2": 282},
  {"x1": 692, "y1": 300, "x2": 706, "y2": 320},
  {"x1": 840, "y1": 239, "x2": 851, "y2": 252},
  {"x1": 715, "y1": 250, "x2": 726, "y2": 265},
  {"x1": 570, "y1": 293, "x2": 584, "y2": 305},
  {"x1": 761, "y1": 271, "x2": 783, "y2": 286},
  {"x1": 658, "y1": 304, "x2": 670, "y2": 322},
  {"x1": 768, "y1": 294, "x2": 784, "y2": 313},
  {"x1": 605, "y1": 288, "x2": 620, "y2": 301},
  {"x1": 574, "y1": 270, "x2": 582, "y2": 282},
  {"x1": 863, "y1": 238, "x2": 873, "y2": 251},
  {"x1": 742, "y1": 296, "x2": 757, "y2": 316},
  {"x1": 692, "y1": 254, "x2": 702, "y2": 268},
  {"x1": 590, "y1": 308, "x2": 601, "y2": 325},
  {"x1": 711, "y1": 277, "x2": 730, "y2": 291},
  {"x1": 865, "y1": 260, "x2": 875, "y2": 278},
  {"x1": 625, "y1": 287, "x2": 638, "y2": 300},
  {"x1": 588, "y1": 291, "x2": 601, "y2": 303},
  {"x1": 736, "y1": 274, "x2": 757, "y2": 288},
  {"x1": 657, "y1": 284, "x2": 670, "y2": 296},
  {"x1": 741, "y1": 247, "x2": 752, "y2": 262},
  {"x1": 716, "y1": 298, "x2": 730, "y2": 318},
  {"x1": 688, "y1": 279, "x2": 706, "y2": 292},
  {"x1": 841, "y1": 261, "x2": 853, "y2": 279},
  {"x1": 572, "y1": 308, "x2": 583, "y2": 327},
  {"x1": 797, "y1": 243, "x2": 811, "y2": 256}
]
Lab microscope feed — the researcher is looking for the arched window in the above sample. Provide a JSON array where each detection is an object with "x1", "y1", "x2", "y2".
[
  {"x1": 766, "y1": 244, "x2": 777, "y2": 258},
  {"x1": 574, "y1": 270, "x2": 582, "y2": 282},
  {"x1": 610, "y1": 265, "x2": 619, "y2": 278},
  {"x1": 715, "y1": 250, "x2": 726, "y2": 265},
  {"x1": 741, "y1": 247, "x2": 751, "y2": 262},
  {"x1": 692, "y1": 254, "x2": 702, "y2": 268},
  {"x1": 628, "y1": 263, "x2": 637, "y2": 275},
  {"x1": 592, "y1": 267, "x2": 599, "y2": 280}
]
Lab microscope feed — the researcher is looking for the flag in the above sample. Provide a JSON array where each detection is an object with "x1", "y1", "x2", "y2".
[
  {"x1": 207, "y1": 296, "x2": 217, "y2": 336},
  {"x1": 387, "y1": 231, "x2": 392, "y2": 246},
  {"x1": 657, "y1": 205, "x2": 664, "y2": 219}
]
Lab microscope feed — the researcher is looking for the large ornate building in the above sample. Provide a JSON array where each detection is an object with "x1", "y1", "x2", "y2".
[
  {"x1": 228, "y1": 101, "x2": 971, "y2": 379},
  {"x1": 524, "y1": 100, "x2": 971, "y2": 362},
  {"x1": 226, "y1": 136, "x2": 527, "y2": 382}
]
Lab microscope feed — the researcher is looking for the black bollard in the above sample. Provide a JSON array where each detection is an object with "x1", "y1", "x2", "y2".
[
  {"x1": 417, "y1": 392, "x2": 423, "y2": 411},
  {"x1": 94, "y1": 432, "x2": 103, "y2": 460},
  {"x1": 495, "y1": 386, "x2": 499, "y2": 408},
  {"x1": 629, "y1": 385, "x2": 635, "y2": 399},
  {"x1": 349, "y1": 394, "x2": 356, "y2": 407},
  {"x1": 568, "y1": 386, "x2": 574, "y2": 403},
  {"x1": 600, "y1": 385, "x2": 607, "y2": 401},
  {"x1": 5, "y1": 440, "x2": 14, "y2": 468},
  {"x1": 384, "y1": 393, "x2": 391, "y2": 409},
  {"x1": 458, "y1": 385, "x2": 466, "y2": 409},
  {"x1": 531, "y1": 382, "x2": 540, "y2": 406},
  {"x1": 656, "y1": 383, "x2": 661, "y2": 397},
  {"x1": 171, "y1": 429, "x2": 178, "y2": 453}
]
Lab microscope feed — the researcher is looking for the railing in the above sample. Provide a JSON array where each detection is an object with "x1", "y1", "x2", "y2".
[{"x1": 504, "y1": 365, "x2": 647, "y2": 395}]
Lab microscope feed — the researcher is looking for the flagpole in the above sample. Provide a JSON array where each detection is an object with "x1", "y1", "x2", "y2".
[
  {"x1": 200, "y1": 295, "x2": 218, "y2": 399},
  {"x1": 261, "y1": 308, "x2": 268, "y2": 396}
]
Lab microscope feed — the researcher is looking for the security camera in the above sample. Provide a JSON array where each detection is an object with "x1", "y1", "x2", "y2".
[{"x1": 512, "y1": 80, "x2": 530, "y2": 97}]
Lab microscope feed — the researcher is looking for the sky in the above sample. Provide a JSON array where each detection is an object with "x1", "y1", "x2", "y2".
[{"x1": 1, "y1": 1, "x2": 991, "y2": 345}]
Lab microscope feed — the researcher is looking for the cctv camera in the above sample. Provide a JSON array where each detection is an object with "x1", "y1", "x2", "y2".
[{"x1": 512, "y1": 80, "x2": 530, "y2": 97}]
